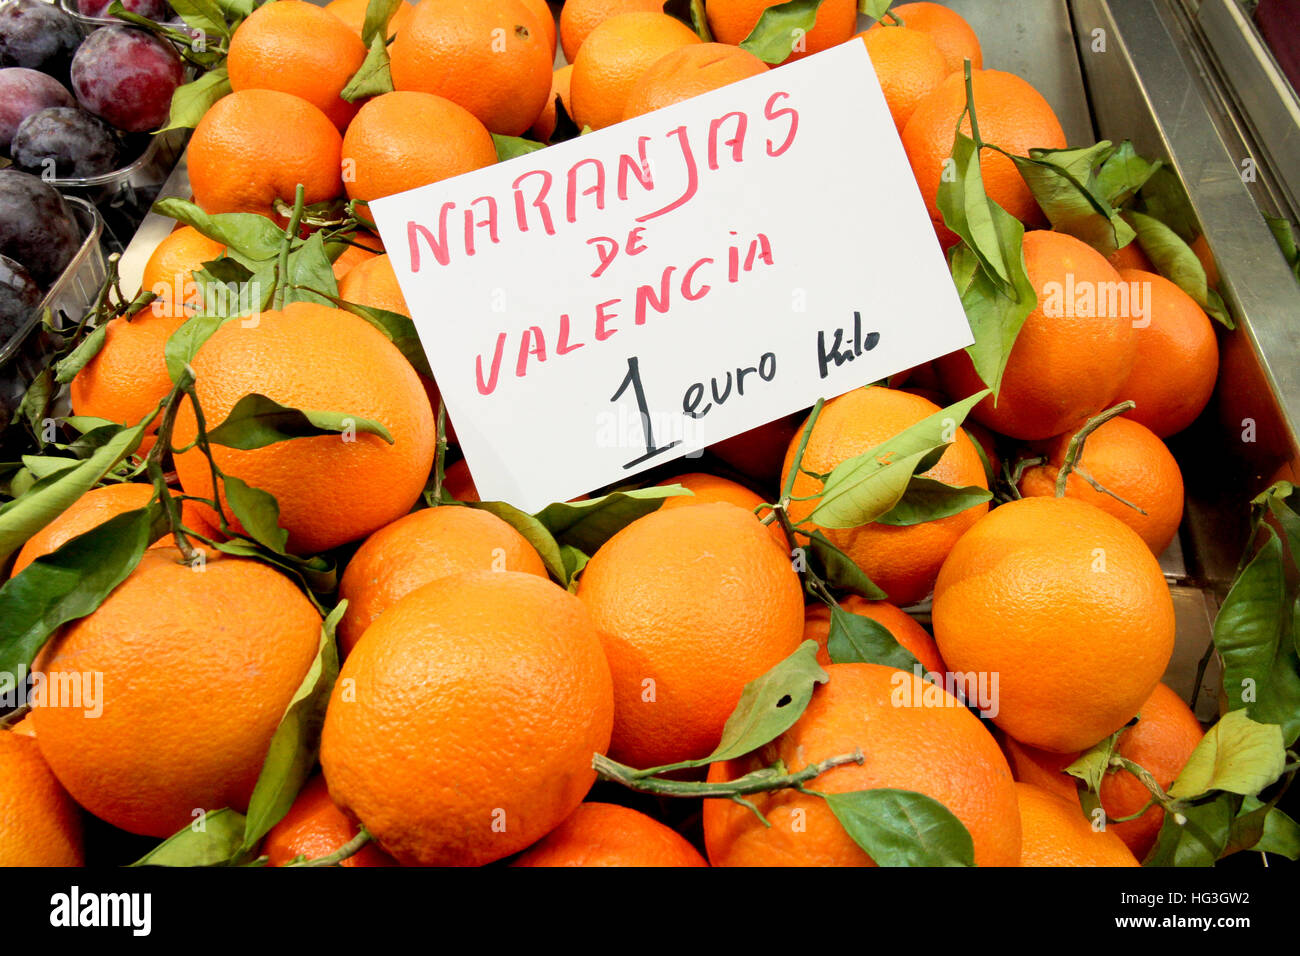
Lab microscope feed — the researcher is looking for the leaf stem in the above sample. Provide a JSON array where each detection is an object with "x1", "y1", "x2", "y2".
[
  {"x1": 593, "y1": 750, "x2": 863, "y2": 799},
  {"x1": 145, "y1": 370, "x2": 199, "y2": 564},
  {"x1": 1053, "y1": 400, "x2": 1137, "y2": 501},
  {"x1": 287, "y1": 827, "x2": 373, "y2": 867},
  {"x1": 430, "y1": 400, "x2": 448, "y2": 506},
  {"x1": 273, "y1": 185, "x2": 307, "y2": 312}
]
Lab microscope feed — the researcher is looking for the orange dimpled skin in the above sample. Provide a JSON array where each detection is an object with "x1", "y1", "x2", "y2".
[
  {"x1": 337, "y1": 505, "x2": 549, "y2": 655},
  {"x1": 324, "y1": 0, "x2": 413, "y2": 38},
  {"x1": 653, "y1": 471, "x2": 785, "y2": 547},
  {"x1": 869, "y1": 2, "x2": 982, "y2": 74},
  {"x1": 140, "y1": 226, "x2": 225, "y2": 312},
  {"x1": 320, "y1": 571, "x2": 614, "y2": 867},
  {"x1": 188, "y1": 89, "x2": 343, "y2": 218},
  {"x1": 512, "y1": 802, "x2": 708, "y2": 867},
  {"x1": 932, "y1": 496, "x2": 1176, "y2": 754},
  {"x1": 560, "y1": 0, "x2": 662, "y2": 63},
  {"x1": 341, "y1": 91, "x2": 498, "y2": 203},
  {"x1": 703, "y1": 663, "x2": 1022, "y2": 867},
  {"x1": 337, "y1": 253, "x2": 411, "y2": 317},
  {"x1": 31, "y1": 549, "x2": 322, "y2": 838},
  {"x1": 1016, "y1": 783, "x2": 1139, "y2": 866},
  {"x1": 858, "y1": 27, "x2": 949, "y2": 133},
  {"x1": 706, "y1": 0, "x2": 857, "y2": 61},
  {"x1": 801, "y1": 595, "x2": 946, "y2": 673},
  {"x1": 0, "y1": 732, "x2": 83, "y2": 866},
  {"x1": 576, "y1": 502, "x2": 804, "y2": 769},
  {"x1": 1000, "y1": 733, "x2": 1081, "y2": 804},
  {"x1": 11, "y1": 483, "x2": 157, "y2": 577},
  {"x1": 389, "y1": 0, "x2": 553, "y2": 136},
  {"x1": 263, "y1": 776, "x2": 396, "y2": 867},
  {"x1": 622, "y1": 43, "x2": 768, "y2": 121},
  {"x1": 530, "y1": 64, "x2": 573, "y2": 142}
]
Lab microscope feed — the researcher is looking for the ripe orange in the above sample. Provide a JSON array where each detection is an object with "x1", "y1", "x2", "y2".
[
  {"x1": 1015, "y1": 782, "x2": 1139, "y2": 866},
  {"x1": 512, "y1": 802, "x2": 708, "y2": 867},
  {"x1": 1191, "y1": 233, "x2": 1220, "y2": 289},
  {"x1": 1100, "y1": 682, "x2": 1204, "y2": 860},
  {"x1": 0, "y1": 731, "x2": 83, "y2": 866},
  {"x1": 172, "y1": 302, "x2": 436, "y2": 555},
  {"x1": 389, "y1": 0, "x2": 553, "y2": 136},
  {"x1": 263, "y1": 775, "x2": 396, "y2": 866},
  {"x1": 932, "y1": 496, "x2": 1176, "y2": 753},
  {"x1": 69, "y1": 302, "x2": 187, "y2": 442},
  {"x1": 559, "y1": 0, "x2": 662, "y2": 63},
  {"x1": 704, "y1": 663, "x2": 1022, "y2": 866},
  {"x1": 1019, "y1": 415, "x2": 1184, "y2": 556},
  {"x1": 801, "y1": 595, "x2": 946, "y2": 673},
  {"x1": 870, "y1": 2, "x2": 982, "y2": 74},
  {"x1": 781, "y1": 386, "x2": 990, "y2": 607},
  {"x1": 32, "y1": 548, "x2": 321, "y2": 837},
  {"x1": 140, "y1": 225, "x2": 225, "y2": 313},
  {"x1": 9, "y1": 714, "x2": 35, "y2": 736},
  {"x1": 1112, "y1": 268, "x2": 1220, "y2": 438},
  {"x1": 569, "y1": 12, "x2": 702, "y2": 131},
  {"x1": 12, "y1": 483, "x2": 156, "y2": 577},
  {"x1": 1108, "y1": 241, "x2": 1154, "y2": 272},
  {"x1": 519, "y1": 0, "x2": 557, "y2": 58},
  {"x1": 654, "y1": 471, "x2": 784, "y2": 547},
  {"x1": 707, "y1": 413, "x2": 802, "y2": 485},
  {"x1": 341, "y1": 91, "x2": 497, "y2": 203},
  {"x1": 324, "y1": 0, "x2": 414, "y2": 38},
  {"x1": 857, "y1": 27, "x2": 949, "y2": 133},
  {"x1": 706, "y1": 0, "x2": 857, "y2": 62},
  {"x1": 442, "y1": 459, "x2": 480, "y2": 501},
  {"x1": 1000, "y1": 733, "x2": 1081, "y2": 803},
  {"x1": 337, "y1": 504, "x2": 549, "y2": 655},
  {"x1": 337, "y1": 253, "x2": 410, "y2": 316},
  {"x1": 622, "y1": 43, "x2": 768, "y2": 121},
  {"x1": 938, "y1": 230, "x2": 1138, "y2": 440},
  {"x1": 902, "y1": 70, "x2": 1067, "y2": 242},
  {"x1": 530, "y1": 64, "x2": 573, "y2": 142},
  {"x1": 329, "y1": 231, "x2": 382, "y2": 280},
  {"x1": 227, "y1": 0, "x2": 368, "y2": 131},
  {"x1": 188, "y1": 89, "x2": 343, "y2": 219},
  {"x1": 576, "y1": 502, "x2": 804, "y2": 769},
  {"x1": 320, "y1": 571, "x2": 614, "y2": 866}
]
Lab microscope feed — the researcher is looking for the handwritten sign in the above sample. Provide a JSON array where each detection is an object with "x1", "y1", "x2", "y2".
[{"x1": 370, "y1": 40, "x2": 972, "y2": 511}]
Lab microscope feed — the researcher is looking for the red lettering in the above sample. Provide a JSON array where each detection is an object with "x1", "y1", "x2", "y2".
[
  {"x1": 625, "y1": 227, "x2": 647, "y2": 256},
  {"x1": 637, "y1": 127, "x2": 698, "y2": 223},
  {"x1": 516, "y1": 326, "x2": 547, "y2": 377},
  {"x1": 463, "y1": 195, "x2": 499, "y2": 257},
  {"x1": 617, "y1": 137, "x2": 655, "y2": 200},
  {"x1": 765, "y1": 91, "x2": 799, "y2": 157},
  {"x1": 683, "y1": 257, "x2": 713, "y2": 300},
  {"x1": 595, "y1": 299, "x2": 620, "y2": 341},
  {"x1": 634, "y1": 266, "x2": 675, "y2": 325},
  {"x1": 476, "y1": 332, "x2": 507, "y2": 395},
  {"x1": 556, "y1": 314, "x2": 585, "y2": 354},
  {"x1": 587, "y1": 236, "x2": 620, "y2": 278},
  {"x1": 512, "y1": 169, "x2": 555, "y2": 235},
  {"x1": 567, "y1": 157, "x2": 606, "y2": 224},
  {"x1": 745, "y1": 233, "x2": 775, "y2": 270},
  {"x1": 708, "y1": 112, "x2": 747, "y2": 170},
  {"x1": 407, "y1": 206, "x2": 457, "y2": 271}
]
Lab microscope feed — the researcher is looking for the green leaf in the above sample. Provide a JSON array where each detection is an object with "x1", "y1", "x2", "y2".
[
  {"x1": 152, "y1": 198, "x2": 284, "y2": 262},
  {"x1": 874, "y1": 476, "x2": 990, "y2": 526},
  {"x1": 492, "y1": 133, "x2": 547, "y2": 162},
  {"x1": 1264, "y1": 216, "x2": 1300, "y2": 282},
  {"x1": 807, "y1": 390, "x2": 987, "y2": 529},
  {"x1": 326, "y1": 297, "x2": 433, "y2": 379},
  {"x1": 740, "y1": 0, "x2": 826, "y2": 64},
  {"x1": 1145, "y1": 792, "x2": 1235, "y2": 867},
  {"x1": 20, "y1": 456, "x2": 78, "y2": 481},
  {"x1": 559, "y1": 544, "x2": 589, "y2": 585},
  {"x1": 469, "y1": 501, "x2": 567, "y2": 584},
  {"x1": 823, "y1": 789, "x2": 976, "y2": 866},
  {"x1": 1168, "y1": 710, "x2": 1285, "y2": 799},
  {"x1": 826, "y1": 604, "x2": 923, "y2": 672},
  {"x1": 662, "y1": 0, "x2": 712, "y2": 40},
  {"x1": 858, "y1": 0, "x2": 893, "y2": 18},
  {"x1": 1241, "y1": 798, "x2": 1300, "y2": 859},
  {"x1": 160, "y1": 66, "x2": 231, "y2": 133},
  {"x1": 938, "y1": 132, "x2": 1011, "y2": 287},
  {"x1": 238, "y1": 603, "x2": 341, "y2": 855},
  {"x1": 805, "y1": 531, "x2": 888, "y2": 600},
  {"x1": 361, "y1": 0, "x2": 403, "y2": 44},
  {"x1": 1126, "y1": 210, "x2": 1233, "y2": 329},
  {"x1": 1093, "y1": 140, "x2": 1160, "y2": 208},
  {"x1": 164, "y1": 314, "x2": 233, "y2": 383},
  {"x1": 53, "y1": 324, "x2": 107, "y2": 385},
  {"x1": 342, "y1": 34, "x2": 395, "y2": 103},
  {"x1": 282, "y1": 232, "x2": 338, "y2": 307},
  {"x1": 0, "y1": 506, "x2": 160, "y2": 677},
  {"x1": 131, "y1": 808, "x2": 248, "y2": 867},
  {"x1": 206, "y1": 393, "x2": 393, "y2": 450},
  {"x1": 11, "y1": 368, "x2": 52, "y2": 436},
  {"x1": 1010, "y1": 142, "x2": 1135, "y2": 256},
  {"x1": 948, "y1": 225, "x2": 1037, "y2": 398},
  {"x1": 1065, "y1": 727, "x2": 1126, "y2": 794},
  {"x1": 533, "y1": 487, "x2": 688, "y2": 555},
  {"x1": 164, "y1": 0, "x2": 230, "y2": 38},
  {"x1": 221, "y1": 475, "x2": 289, "y2": 554}
]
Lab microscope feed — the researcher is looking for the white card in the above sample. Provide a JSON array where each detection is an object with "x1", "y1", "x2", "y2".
[{"x1": 370, "y1": 40, "x2": 972, "y2": 511}]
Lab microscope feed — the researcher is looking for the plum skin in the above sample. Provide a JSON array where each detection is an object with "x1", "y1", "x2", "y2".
[
  {"x1": 0, "y1": 0, "x2": 82, "y2": 84},
  {"x1": 0, "y1": 67, "x2": 75, "y2": 152},
  {"x1": 11, "y1": 106, "x2": 123, "y2": 178},
  {"x1": 70, "y1": 26, "x2": 184, "y2": 134},
  {"x1": 0, "y1": 168, "x2": 82, "y2": 288}
]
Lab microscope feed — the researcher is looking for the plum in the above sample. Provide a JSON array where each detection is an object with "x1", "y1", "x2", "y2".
[
  {"x1": 0, "y1": 0, "x2": 82, "y2": 84},
  {"x1": 0, "y1": 67, "x2": 75, "y2": 152},
  {"x1": 0, "y1": 251, "x2": 42, "y2": 344},
  {"x1": 77, "y1": 0, "x2": 171, "y2": 19},
  {"x1": 0, "y1": 169, "x2": 81, "y2": 287},
  {"x1": 12, "y1": 106, "x2": 122, "y2": 177},
  {"x1": 70, "y1": 26, "x2": 184, "y2": 133}
]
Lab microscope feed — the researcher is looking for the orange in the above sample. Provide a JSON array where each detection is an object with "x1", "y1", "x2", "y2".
[
  {"x1": 1000, "y1": 733, "x2": 1081, "y2": 803},
  {"x1": 902, "y1": 70, "x2": 1067, "y2": 242},
  {"x1": 869, "y1": 2, "x2": 982, "y2": 74},
  {"x1": 0, "y1": 731, "x2": 83, "y2": 866},
  {"x1": 320, "y1": 571, "x2": 614, "y2": 866},
  {"x1": 1100, "y1": 682, "x2": 1204, "y2": 860},
  {"x1": 341, "y1": 91, "x2": 497, "y2": 203},
  {"x1": 857, "y1": 27, "x2": 949, "y2": 133},
  {"x1": 337, "y1": 504, "x2": 549, "y2": 655},
  {"x1": 1112, "y1": 268, "x2": 1220, "y2": 438},
  {"x1": 390, "y1": 0, "x2": 553, "y2": 136},
  {"x1": 172, "y1": 302, "x2": 436, "y2": 555},
  {"x1": 704, "y1": 663, "x2": 1022, "y2": 866},
  {"x1": 337, "y1": 253, "x2": 410, "y2": 317},
  {"x1": 937, "y1": 230, "x2": 1138, "y2": 440},
  {"x1": 707, "y1": 413, "x2": 802, "y2": 485},
  {"x1": 329, "y1": 231, "x2": 382, "y2": 280},
  {"x1": 32, "y1": 548, "x2": 321, "y2": 837},
  {"x1": 706, "y1": 0, "x2": 857, "y2": 62},
  {"x1": 530, "y1": 64, "x2": 573, "y2": 142},
  {"x1": 140, "y1": 225, "x2": 225, "y2": 313},
  {"x1": 9, "y1": 713, "x2": 35, "y2": 736},
  {"x1": 512, "y1": 802, "x2": 708, "y2": 867},
  {"x1": 1108, "y1": 241, "x2": 1155, "y2": 272},
  {"x1": 69, "y1": 303, "x2": 187, "y2": 443},
  {"x1": 654, "y1": 471, "x2": 784, "y2": 547},
  {"x1": 12, "y1": 483, "x2": 157, "y2": 577},
  {"x1": 189, "y1": 89, "x2": 343, "y2": 219},
  {"x1": 781, "y1": 386, "x2": 991, "y2": 607},
  {"x1": 622, "y1": 43, "x2": 768, "y2": 120},
  {"x1": 442, "y1": 459, "x2": 480, "y2": 501},
  {"x1": 1019, "y1": 415, "x2": 1185, "y2": 555},
  {"x1": 568, "y1": 12, "x2": 702, "y2": 131},
  {"x1": 1015, "y1": 783, "x2": 1139, "y2": 866},
  {"x1": 932, "y1": 496, "x2": 1176, "y2": 753},
  {"x1": 263, "y1": 776, "x2": 397, "y2": 866},
  {"x1": 519, "y1": 0, "x2": 557, "y2": 58},
  {"x1": 559, "y1": 0, "x2": 662, "y2": 63},
  {"x1": 324, "y1": 0, "x2": 414, "y2": 38},
  {"x1": 227, "y1": 0, "x2": 368, "y2": 131},
  {"x1": 1191, "y1": 233, "x2": 1220, "y2": 289},
  {"x1": 576, "y1": 502, "x2": 804, "y2": 769},
  {"x1": 801, "y1": 595, "x2": 946, "y2": 673}
]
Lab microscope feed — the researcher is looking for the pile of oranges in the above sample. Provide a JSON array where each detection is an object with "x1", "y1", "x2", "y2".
[{"x1": 0, "y1": 0, "x2": 1251, "y2": 870}]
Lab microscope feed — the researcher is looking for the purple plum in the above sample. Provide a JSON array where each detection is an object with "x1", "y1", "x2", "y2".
[
  {"x1": 0, "y1": 67, "x2": 75, "y2": 152},
  {"x1": 70, "y1": 26, "x2": 184, "y2": 133}
]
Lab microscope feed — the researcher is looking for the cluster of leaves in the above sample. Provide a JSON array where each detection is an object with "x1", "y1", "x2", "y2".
[{"x1": 739, "y1": 0, "x2": 893, "y2": 64}]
